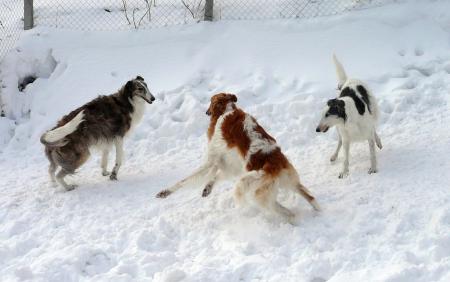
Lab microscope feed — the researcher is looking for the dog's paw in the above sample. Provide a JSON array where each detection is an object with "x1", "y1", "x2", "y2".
[
  {"x1": 65, "y1": 184, "x2": 78, "y2": 191},
  {"x1": 287, "y1": 214, "x2": 298, "y2": 226},
  {"x1": 102, "y1": 171, "x2": 110, "y2": 176},
  {"x1": 109, "y1": 173, "x2": 117, "y2": 181},
  {"x1": 156, "y1": 190, "x2": 172, "y2": 198},
  {"x1": 338, "y1": 171, "x2": 349, "y2": 179},
  {"x1": 368, "y1": 168, "x2": 378, "y2": 174},
  {"x1": 330, "y1": 155, "x2": 338, "y2": 162},
  {"x1": 202, "y1": 184, "x2": 213, "y2": 197}
]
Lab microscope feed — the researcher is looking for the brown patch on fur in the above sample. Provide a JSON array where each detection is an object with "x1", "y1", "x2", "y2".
[
  {"x1": 207, "y1": 92, "x2": 289, "y2": 177},
  {"x1": 245, "y1": 118, "x2": 288, "y2": 177},
  {"x1": 251, "y1": 116, "x2": 276, "y2": 142},
  {"x1": 221, "y1": 109, "x2": 250, "y2": 158},
  {"x1": 207, "y1": 93, "x2": 237, "y2": 140},
  {"x1": 247, "y1": 147, "x2": 289, "y2": 177}
]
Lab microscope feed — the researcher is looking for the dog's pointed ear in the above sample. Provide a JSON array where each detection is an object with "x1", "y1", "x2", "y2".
[
  {"x1": 136, "y1": 76, "x2": 144, "y2": 81},
  {"x1": 124, "y1": 80, "x2": 133, "y2": 95},
  {"x1": 327, "y1": 99, "x2": 335, "y2": 107},
  {"x1": 230, "y1": 94, "x2": 237, "y2": 102}
]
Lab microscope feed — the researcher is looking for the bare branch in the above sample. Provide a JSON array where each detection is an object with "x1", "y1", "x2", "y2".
[
  {"x1": 138, "y1": 6, "x2": 151, "y2": 27},
  {"x1": 132, "y1": 7, "x2": 139, "y2": 29},
  {"x1": 122, "y1": 0, "x2": 131, "y2": 25},
  {"x1": 143, "y1": 0, "x2": 152, "y2": 22},
  {"x1": 181, "y1": 1, "x2": 196, "y2": 19}
]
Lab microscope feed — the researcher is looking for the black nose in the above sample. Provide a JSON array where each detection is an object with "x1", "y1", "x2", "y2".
[
  {"x1": 316, "y1": 127, "x2": 320, "y2": 132},
  {"x1": 151, "y1": 96, "x2": 155, "y2": 102}
]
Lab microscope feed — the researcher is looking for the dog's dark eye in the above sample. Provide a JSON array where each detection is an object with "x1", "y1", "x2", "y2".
[{"x1": 137, "y1": 87, "x2": 144, "y2": 91}]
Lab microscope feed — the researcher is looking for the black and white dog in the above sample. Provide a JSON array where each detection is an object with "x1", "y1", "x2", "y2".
[
  {"x1": 40, "y1": 76, "x2": 155, "y2": 190},
  {"x1": 316, "y1": 55, "x2": 382, "y2": 178}
]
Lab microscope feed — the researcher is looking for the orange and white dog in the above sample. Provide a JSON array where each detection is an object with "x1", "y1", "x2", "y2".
[{"x1": 156, "y1": 93, "x2": 320, "y2": 222}]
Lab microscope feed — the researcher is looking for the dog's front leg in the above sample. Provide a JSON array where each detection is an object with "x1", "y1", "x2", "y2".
[
  {"x1": 110, "y1": 138, "x2": 123, "y2": 180},
  {"x1": 201, "y1": 166, "x2": 221, "y2": 197},
  {"x1": 101, "y1": 149, "x2": 110, "y2": 176},
  {"x1": 339, "y1": 140, "x2": 350, "y2": 178},
  {"x1": 156, "y1": 163, "x2": 213, "y2": 198},
  {"x1": 368, "y1": 139, "x2": 378, "y2": 174},
  {"x1": 374, "y1": 131, "x2": 382, "y2": 149},
  {"x1": 330, "y1": 134, "x2": 342, "y2": 162}
]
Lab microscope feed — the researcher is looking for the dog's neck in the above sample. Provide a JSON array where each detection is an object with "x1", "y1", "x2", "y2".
[
  {"x1": 207, "y1": 102, "x2": 236, "y2": 141},
  {"x1": 127, "y1": 95, "x2": 147, "y2": 132}
]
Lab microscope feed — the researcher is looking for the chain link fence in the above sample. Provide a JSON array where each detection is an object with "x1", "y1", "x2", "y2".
[
  {"x1": 32, "y1": 0, "x2": 387, "y2": 30},
  {"x1": 34, "y1": 0, "x2": 208, "y2": 30},
  {"x1": 0, "y1": 1, "x2": 25, "y2": 116},
  {"x1": 0, "y1": 1, "x2": 24, "y2": 61},
  {"x1": 215, "y1": 0, "x2": 385, "y2": 20},
  {"x1": 0, "y1": 0, "x2": 389, "y2": 58},
  {"x1": 0, "y1": 0, "x2": 389, "y2": 117}
]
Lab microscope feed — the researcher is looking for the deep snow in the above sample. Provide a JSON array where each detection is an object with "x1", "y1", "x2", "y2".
[{"x1": 0, "y1": 1, "x2": 450, "y2": 281}]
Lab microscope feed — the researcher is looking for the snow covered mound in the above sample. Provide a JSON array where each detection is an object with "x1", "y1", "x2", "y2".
[{"x1": 1, "y1": 1, "x2": 449, "y2": 281}]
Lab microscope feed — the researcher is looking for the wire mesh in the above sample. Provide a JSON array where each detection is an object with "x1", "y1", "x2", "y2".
[
  {"x1": 33, "y1": 1, "x2": 388, "y2": 31},
  {"x1": 1, "y1": 0, "x2": 390, "y2": 58},
  {"x1": 0, "y1": 1, "x2": 23, "y2": 60},
  {"x1": 34, "y1": 0, "x2": 207, "y2": 30},
  {"x1": 215, "y1": 0, "x2": 386, "y2": 20},
  {"x1": 0, "y1": 0, "x2": 389, "y2": 116}
]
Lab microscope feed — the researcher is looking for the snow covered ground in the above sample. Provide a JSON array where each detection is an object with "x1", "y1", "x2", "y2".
[{"x1": 1, "y1": 1, "x2": 450, "y2": 281}]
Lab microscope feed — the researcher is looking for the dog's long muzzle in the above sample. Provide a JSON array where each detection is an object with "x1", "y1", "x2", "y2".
[
  {"x1": 316, "y1": 125, "x2": 329, "y2": 133},
  {"x1": 142, "y1": 93, "x2": 156, "y2": 104}
]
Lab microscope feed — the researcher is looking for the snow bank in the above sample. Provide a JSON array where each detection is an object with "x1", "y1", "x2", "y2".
[{"x1": 0, "y1": 1, "x2": 449, "y2": 281}]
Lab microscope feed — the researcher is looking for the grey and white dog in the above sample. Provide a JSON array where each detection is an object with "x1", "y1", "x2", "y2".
[
  {"x1": 316, "y1": 56, "x2": 382, "y2": 178},
  {"x1": 40, "y1": 76, "x2": 155, "y2": 190}
]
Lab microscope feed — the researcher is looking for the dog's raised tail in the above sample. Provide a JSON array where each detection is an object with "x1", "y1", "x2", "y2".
[
  {"x1": 40, "y1": 110, "x2": 84, "y2": 147},
  {"x1": 296, "y1": 183, "x2": 321, "y2": 211},
  {"x1": 333, "y1": 54, "x2": 348, "y2": 89}
]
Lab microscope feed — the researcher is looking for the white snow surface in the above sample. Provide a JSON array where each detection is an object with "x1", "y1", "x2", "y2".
[{"x1": 1, "y1": 1, "x2": 450, "y2": 281}]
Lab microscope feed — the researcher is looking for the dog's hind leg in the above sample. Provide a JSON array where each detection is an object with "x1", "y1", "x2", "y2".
[
  {"x1": 368, "y1": 138, "x2": 378, "y2": 174},
  {"x1": 45, "y1": 148, "x2": 57, "y2": 183},
  {"x1": 156, "y1": 163, "x2": 213, "y2": 198},
  {"x1": 49, "y1": 163, "x2": 57, "y2": 183},
  {"x1": 375, "y1": 132, "x2": 382, "y2": 149},
  {"x1": 295, "y1": 183, "x2": 321, "y2": 211},
  {"x1": 56, "y1": 169, "x2": 77, "y2": 191},
  {"x1": 233, "y1": 171, "x2": 260, "y2": 207},
  {"x1": 330, "y1": 134, "x2": 342, "y2": 162},
  {"x1": 254, "y1": 181, "x2": 295, "y2": 223},
  {"x1": 101, "y1": 149, "x2": 110, "y2": 176},
  {"x1": 110, "y1": 138, "x2": 123, "y2": 181}
]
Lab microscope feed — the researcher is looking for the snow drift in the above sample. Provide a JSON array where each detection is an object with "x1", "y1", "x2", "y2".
[{"x1": 0, "y1": 1, "x2": 449, "y2": 281}]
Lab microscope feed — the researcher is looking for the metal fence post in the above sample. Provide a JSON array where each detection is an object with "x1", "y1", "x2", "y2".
[
  {"x1": 204, "y1": 0, "x2": 213, "y2": 21},
  {"x1": 24, "y1": 0, "x2": 34, "y2": 30}
]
